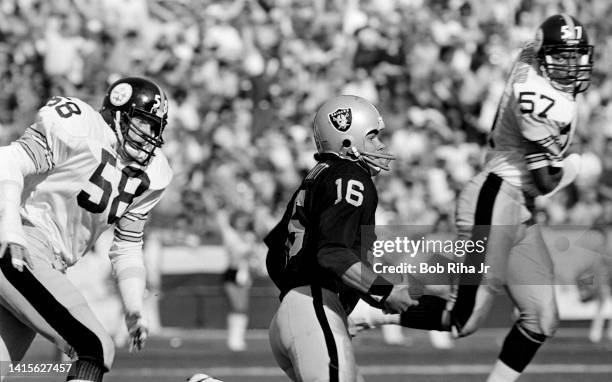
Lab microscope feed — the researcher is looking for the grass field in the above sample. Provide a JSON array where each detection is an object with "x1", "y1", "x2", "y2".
[{"x1": 7, "y1": 326, "x2": 612, "y2": 382}]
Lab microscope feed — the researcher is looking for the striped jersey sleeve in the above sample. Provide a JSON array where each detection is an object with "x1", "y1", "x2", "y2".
[
  {"x1": 520, "y1": 114, "x2": 566, "y2": 156},
  {"x1": 114, "y1": 212, "x2": 147, "y2": 244},
  {"x1": 14, "y1": 97, "x2": 84, "y2": 174},
  {"x1": 15, "y1": 122, "x2": 55, "y2": 174},
  {"x1": 113, "y1": 188, "x2": 165, "y2": 243}
]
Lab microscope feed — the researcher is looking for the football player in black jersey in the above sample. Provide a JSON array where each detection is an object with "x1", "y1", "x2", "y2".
[{"x1": 265, "y1": 95, "x2": 417, "y2": 382}]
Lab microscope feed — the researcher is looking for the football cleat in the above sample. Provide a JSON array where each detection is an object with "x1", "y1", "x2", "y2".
[
  {"x1": 347, "y1": 299, "x2": 400, "y2": 337},
  {"x1": 429, "y1": 330, "x2": 454, "y2": 349},
  {"x1": 186, "y1": 373, "x2": 224, "y2": 382},
  {"x1": 534, "y1": 13, "x2": 594, "y2": 94}
]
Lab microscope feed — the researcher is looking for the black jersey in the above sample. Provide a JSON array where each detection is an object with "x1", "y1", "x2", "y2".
[{"x1": 265, "y1": 156, "x2": 378, "y2": 299}]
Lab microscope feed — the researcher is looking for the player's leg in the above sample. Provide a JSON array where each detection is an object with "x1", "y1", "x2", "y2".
[
  {"x1": 0, "y1": 230, "x2": 115, "y2": 382},
  {"x1": 452, "y1": 175, "x2": 530, "y2": 336},
  {"x1": 354, "y1": 174, "x2": 523, "y2": 336},
  {"x1": 487, "y1": 224, "x2": 557, "y2": 382},
  {"x1": 269, "y1": 286, "x2": 358, "y2": 382},
  {"x1": 0, "y1": 303, "x2": 36, "y2": 381},
  {"x1": 387, "y1": 173, "x2": 511, "y2": 334},
  {"x1": 223, "y1": 268, "x2": 250, "y2": 352},
  {"x1": 269, "y1": 309, "x2": 298, "y2": 381}
]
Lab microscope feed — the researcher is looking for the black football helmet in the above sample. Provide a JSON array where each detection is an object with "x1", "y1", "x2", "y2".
[
  {"x1": 535, "y1": 14, "x2": 594, "y2": 94},
  {"x1": 100, "y1": 77, "x2": 168, "y2": 165}
]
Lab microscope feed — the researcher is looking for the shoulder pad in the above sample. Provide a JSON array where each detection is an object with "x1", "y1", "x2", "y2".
[
  {"x1": 146, "y1": 150, "x2": 173, "y2": 190},
  {"x1": 37, "y1": 96, "x2": 104, "y2": 139}
]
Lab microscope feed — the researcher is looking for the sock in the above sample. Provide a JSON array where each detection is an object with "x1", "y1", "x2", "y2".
[
  {"x1": 490, "y1": 323, "x2": 546, "y2": 381},
  {"x1": 227, "y1": 313, "x2": 248, "y2": 351},
  {"x1": 66, "y1": 359, "x2": 104, "y2": 382},
  {"x1": 450, "y1": 284, "x2": 479, "y2": 330},
  {"x1": 487, "y1": 360, "x2": 521, "y2": 382},
  {"x1": 399, "y1": 296, "x2": 449, "y2": 331}
]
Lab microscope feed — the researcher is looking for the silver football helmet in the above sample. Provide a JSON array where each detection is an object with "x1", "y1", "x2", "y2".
[{"x1": 313, "y1": 95, "x2": 396, "y2": 174}]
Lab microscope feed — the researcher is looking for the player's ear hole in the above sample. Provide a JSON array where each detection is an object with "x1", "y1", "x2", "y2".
[{"x1": 342, "y1": 139, "x2": 351, "y2": 147}]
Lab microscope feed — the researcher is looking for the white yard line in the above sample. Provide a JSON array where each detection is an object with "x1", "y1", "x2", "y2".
[{"x1": 109, "y1": 363, "x2": 612, "y2": 377}]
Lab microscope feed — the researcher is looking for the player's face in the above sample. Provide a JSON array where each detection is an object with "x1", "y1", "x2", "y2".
[
  {"x1": 548, "y1": 52, "x2": 578, "y2": 85},
  {"x1": 364, "y1": 130, "x2": 392, "y2": 174},
  {"x1": 546, "y1": 49, "x2": 592, "y2": 92},
  {"x1": 123, "y1": 116, "x2": 156, "y2": 164}
]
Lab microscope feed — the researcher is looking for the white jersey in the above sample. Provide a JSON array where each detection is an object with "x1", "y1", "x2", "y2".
[
  {"x1": 14, "y1": 96, "x2": 172, "y2": 266},
  {"x1": 484, "y1": 42, "x2": 577, "y2": 197}
]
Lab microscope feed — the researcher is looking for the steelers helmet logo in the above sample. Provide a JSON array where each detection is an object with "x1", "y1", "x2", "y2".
[
  {"x1": 328, "y1": 108, "x2": 352, "y2": 132},
  {"x1": 109, "y1": 83, "x2": 133, "y2": 106}
]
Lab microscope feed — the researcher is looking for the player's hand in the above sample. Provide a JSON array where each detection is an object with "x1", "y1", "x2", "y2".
[
  {"x1": 0, "y1": 242, "x2": 34, "y2": 272},
  {"x1": 125, "y1": 312, "x2": 148, "y2": 352},
  {"x1": 383, "y1": 285, "x2": 419, "y2": 314}
]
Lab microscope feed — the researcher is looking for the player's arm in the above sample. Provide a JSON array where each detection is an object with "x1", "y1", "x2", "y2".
[
  {"x1": 109, "y1": 211, "x2": 149, "y2": 351},
  {"x1": 110, "y1": 212, "x2": 147, "y2": 316},
  {"x1": 519, "y1": 98, "x2": 579, "y2": 195},
  {"x1": 0, "y1": 144, "x2": 36, "y2": 245},
  {"x1": 525, "y1": 151, "x2": 581, "y2": 195},
  {"x1": 519, "y1": 100, "x2": 567, "y2": 157},
  {"x1": 315, "y1": 173, "x2": 377, "y2": 288},
  {"x1": 109, "y1": 188, "x2": 166, "y2": 351},
  {"x1": 0, "y1": 109, "x2": 61, "y2": 269},
  {"x1": 316, "y1": 173, "x2": 416, "y2": 312}
]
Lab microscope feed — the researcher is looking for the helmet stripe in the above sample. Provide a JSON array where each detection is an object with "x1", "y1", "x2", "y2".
[
  {"x1": 561, "y1": 13, "x2": 575, "y2": 39},
  {"x1": 154, "y1": 82, "x2": 167, "y2": 119}
]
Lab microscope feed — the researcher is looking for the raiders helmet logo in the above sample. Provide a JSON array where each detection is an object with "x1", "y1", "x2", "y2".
[{"x1": 328, "y1": 108, "x2": 352, "y2": 132}]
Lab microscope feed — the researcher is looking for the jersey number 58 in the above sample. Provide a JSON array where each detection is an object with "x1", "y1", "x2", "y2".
[{"x1": 77, "y1": 148, "x2": 150, "y2": 224}]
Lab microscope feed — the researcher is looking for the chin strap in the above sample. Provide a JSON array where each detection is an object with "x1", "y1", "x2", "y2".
[
  {"x1": 348, "y1": 147, "x2": 396, "y2": 172},
  {"x1": 112, "y1": 111, "x2": 125, "y2": 144}
]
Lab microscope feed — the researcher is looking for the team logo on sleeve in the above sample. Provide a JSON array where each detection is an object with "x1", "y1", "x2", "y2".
[
  {"x1": 109, "y1": 83, "x2": 133, "y2": 106},
  {"x1": 328, "y1": 108, "x2": 352, "y2": 132}
]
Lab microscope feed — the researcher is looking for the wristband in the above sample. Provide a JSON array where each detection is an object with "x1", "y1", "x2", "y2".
[{"x1": 368, "y1": 276, "x2": 393, "y2": 300}]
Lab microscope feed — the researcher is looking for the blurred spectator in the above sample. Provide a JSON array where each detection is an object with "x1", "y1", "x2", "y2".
[{"x1": 1, "y1": 0, "x2": 611, "y2": 245}]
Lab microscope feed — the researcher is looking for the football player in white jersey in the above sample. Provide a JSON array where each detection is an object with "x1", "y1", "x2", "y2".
[
  {"x1": 348, "y1": 13, "x2": 594, "y2": 382},
  {"x1": 450, "y1": 14, "x2": 594, "y2": 381},
  {"x1": 0, "y1": 77, "x2": 173, "y2": 382}
]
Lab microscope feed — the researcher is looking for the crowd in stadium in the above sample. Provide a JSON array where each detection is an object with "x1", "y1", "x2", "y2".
[{"x1": 1, "y1": 0, "x2": 612, "y2": 245}]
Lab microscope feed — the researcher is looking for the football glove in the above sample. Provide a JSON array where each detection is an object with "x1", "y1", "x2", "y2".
[
  {"x1": 0, "y1": 242, "x2": 34, "y2": 272},
  {"x1": 125, "y1": 312, "x2": 148, "y2": 352}
]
